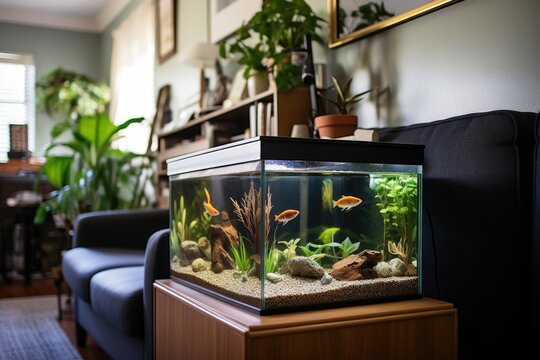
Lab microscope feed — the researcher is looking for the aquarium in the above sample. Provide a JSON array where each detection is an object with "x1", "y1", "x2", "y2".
[{"x1": 167, "y1": 136, "x2": 423, "y2": 314}]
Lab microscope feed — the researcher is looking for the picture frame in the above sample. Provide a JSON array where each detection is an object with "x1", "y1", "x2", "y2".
[
  {"x1": 156, "y1": 0, "x2": 177, "y2": 63},
  {"x1": 328, "y1": 0, "x2": 461, "y2": 48},
  {"x1": 209, "y1": 0, "x2": 262, "y2": 44}
]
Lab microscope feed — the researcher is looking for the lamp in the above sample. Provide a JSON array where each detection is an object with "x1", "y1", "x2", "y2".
[{"x1": 179, "y1": 42, "x2": 218, "y2": 109}]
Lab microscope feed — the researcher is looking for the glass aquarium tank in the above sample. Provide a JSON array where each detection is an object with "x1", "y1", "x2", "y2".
[{"x1": 167, "y1": 136, "x2": 423, "y2": 314}]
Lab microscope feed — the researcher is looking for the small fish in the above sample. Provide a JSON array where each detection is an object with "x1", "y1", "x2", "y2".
[
  {"x1": 203, "y1": 187, "x2": 220, "y2": 216},
  {"x1": 274, "y1": 209, "x2": 299, "y2": 225},
  {"x1": 333, "y1": 195, "x2": 363, "y2": 211}
]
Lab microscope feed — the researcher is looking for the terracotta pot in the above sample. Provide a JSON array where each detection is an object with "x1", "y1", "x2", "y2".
[
  {"x1": 247, "y1": 72, "x2": 269, "y2": 97},
  {"x1": 315, "y1": 114, "x2": 358, "y2": 138}
]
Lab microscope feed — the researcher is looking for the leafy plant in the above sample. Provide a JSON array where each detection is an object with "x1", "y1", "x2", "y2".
[
  {"x1": 352, "y1": 2, "x2": 394, "y2": 31},
  {"x1": 301, "y1": 237, "x2": 360, "y2": 262},
  {"x1": 299, "y1": 243, "x2": 327, "y2": 263},
  {"x1": 230, "y1": 236, "x2": 253, "y2": 275},
  {"x1": 220, "y1": 0, "x2": 325, "y2": 91},
  {"x1": 171, "y1": 195, "x2": 198, "y2": 251},
  {"x1": 373, "y1": 175, "x2": 418, "y2": 262},
  {"x1": 318, "y1": 77, "x2": 374, "y2": 114},
  {"x1": 36, "y1": 67, "x2": 110, "y2": 121},
  {"x1": 34, "y1": 113, "x2": 153, "y2": 229},
  {"x1": 278, "y1": 238, "x2": 300, "y2": 261},
  {"x1": 264, "y1": 245, "x2": 282, "y2": 276},
  {"x1": 317, "y1": 227, "x2": 340, "y2": 244}
]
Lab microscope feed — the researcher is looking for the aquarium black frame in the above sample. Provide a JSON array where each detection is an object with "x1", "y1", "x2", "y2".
[
  {"x1": 168, "y1": 136, "x2": 424, "y2": 315},
  {"x1": 167, "y1": 136, "x2": 423, "y2": 175}
]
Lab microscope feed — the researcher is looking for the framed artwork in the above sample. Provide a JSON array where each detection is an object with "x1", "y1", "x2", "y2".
[
  {"x1": 209, "y1": 0, "x2": 262, "y2": 44},
  {"x1": 328, "y1": 0, "x2": 461, "y2": 48},
  {"x1": 156, "y1": 0, "x2": 177, "y2": 63}
]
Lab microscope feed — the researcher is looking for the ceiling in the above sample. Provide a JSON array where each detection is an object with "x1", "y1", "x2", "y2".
[{"x1": 0, "y1": 0, "x2": 131, "y2": 32}]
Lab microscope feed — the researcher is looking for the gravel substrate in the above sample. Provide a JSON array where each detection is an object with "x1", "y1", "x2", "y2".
[{"x1": 171, "y1": 262, "x2": 418, "y2": 310}]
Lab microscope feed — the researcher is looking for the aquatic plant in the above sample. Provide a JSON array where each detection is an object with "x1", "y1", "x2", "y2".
[
  {"x1": 321, "y1": 179, "x2": 334, "y2": 211},
  {"x1": 298, "y1": 244, "x2": 326, "y2": 263},
  {"x1": 301, "y1": 237, "x2": 360, "y2": 262},
  {"x1": 278, "y1": 238, "x2": 300, "y2": 261},
  {"x1": 339, "y1": 237, "x2": 360, "y2": 258},
  {"x1": 229, "y1": 235, "x2": 253, "y2": 276},
  {"x1": 373, "y1": 175, "x2": 418, "y2": 262},
  {"x1": 264, "y1": 245, "x2": 282, "y2": 276},
  {"x1": 230, "y1": 181, "x2": 273, "y2": 253},
  {"x1": 317, "y1": 227, "x2": 340, "y2": 244},
  {"x1": 171, "y1": 195, "x2": 197, "y2": 251}
]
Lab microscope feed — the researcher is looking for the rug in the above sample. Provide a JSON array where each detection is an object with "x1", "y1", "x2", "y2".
[{"x1": 0, "y1": 295, "x2": 82, "y2": 360}]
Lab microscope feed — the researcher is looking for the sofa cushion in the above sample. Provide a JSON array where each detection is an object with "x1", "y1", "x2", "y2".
[
  {"x1": 377, "y1": 110, "x2": 537, "y2": 358},
  {"x1": 90, "y1": 266, "x2": 144, "y2": 337},
  {"x1": 63, "y1": 247, "x2": 145, "y2": 302}
]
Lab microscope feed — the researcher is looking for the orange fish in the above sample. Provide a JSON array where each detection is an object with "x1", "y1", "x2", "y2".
[
  {"x1": 203, "y1": 187, "x2": 220, "y2": 217},
  {"x1": 333, "y1": 195, "x2": 362, "y2": 211},
  {"x1": 274, "y1": 209, "x2": 299, "y2": 225}
]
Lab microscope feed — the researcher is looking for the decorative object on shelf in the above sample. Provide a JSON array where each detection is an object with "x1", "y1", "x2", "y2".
[
  {"x1": 8, "y1": 124, "x2": 31, "y2": 159},
  {"x1": 290, "y1": 124, "x2": 310, "y2": 138},
  {"x1": 219, "y1": 0, "x2": 325, "y2": 92},
  {"x1": 328, "y1": 0, "x2": 462, "y2": 48},
  {"x1": 148, "y1": 85, "x2": 171, "y2": 152},
  {"x1": 315, "y1": 76, "x2": 374, "y2": 138},
  {"x1": 223, "y1": 69, "x2": 248, "y2": 108},
  {"x1": 156, "y1": 0, "x2": 177, "y2": 63},
  {"x1": 180, "y1": 42, "x2": 219, "y2": 110}
]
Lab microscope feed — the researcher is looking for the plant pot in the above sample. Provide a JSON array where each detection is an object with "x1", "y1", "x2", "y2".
[
  {"x1": 314, "y1": 114, "x2": 358, "y2": 138},
  {"x1": 247, "y1": 72, "x2": 269, "y2": 97}
]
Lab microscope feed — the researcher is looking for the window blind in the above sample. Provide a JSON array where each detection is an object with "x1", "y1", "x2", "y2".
[{"x1": 0, "y1": 52, "x2": 35, "y2": 161}]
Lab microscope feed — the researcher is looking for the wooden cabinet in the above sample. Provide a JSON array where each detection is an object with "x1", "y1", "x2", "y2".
[
  {"x1": 155, "y1": 87, "x2": 312, "y2": 208},
  {"x1": 154, "y1": 279, "x2": 457, "y2": 360}
]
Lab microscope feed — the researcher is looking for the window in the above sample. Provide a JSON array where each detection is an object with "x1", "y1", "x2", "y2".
[
  {"x1": 0, "y1": 53, "x2": 35, "y2": 162},
  {"x1": 110, "y1": 0, "x2": 155, "y2": 153}
]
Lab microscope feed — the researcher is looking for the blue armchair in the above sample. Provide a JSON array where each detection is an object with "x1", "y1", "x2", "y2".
[{"x1": 62, "y1": 208, "x2": 169, "y2": 360}]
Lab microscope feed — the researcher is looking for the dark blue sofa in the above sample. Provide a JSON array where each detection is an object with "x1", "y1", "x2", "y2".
[
  {"x1": 62, "y1": 209, "x2": 169, "y2": 360},
  {"x1": 62, "y1": 110, "x2": 539, "y2": 360},
  {"x1": 378, "y1": 110, "x2": 539, "y2": 359}
]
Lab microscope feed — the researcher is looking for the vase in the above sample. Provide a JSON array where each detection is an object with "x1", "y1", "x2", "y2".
[
  {"x1": 247, "y1": 72, "x2": 269, "y2": 97},
  {"x1": 314, "y1": 114, "x2": 358, "y2": 138}
]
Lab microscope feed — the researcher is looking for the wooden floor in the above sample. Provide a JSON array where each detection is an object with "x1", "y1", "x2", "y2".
[{"x1": 0, "y1": 274, "x2": 110, "y2": 360}]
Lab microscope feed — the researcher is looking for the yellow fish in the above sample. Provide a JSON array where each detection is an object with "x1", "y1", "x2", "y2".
[
  {"x1": 274, "y1": 209, "x2": 299, "y2": 225},
  {"x1": 203, "y1": 187, "x2": 220, "y2": 217},
  {"x1": 333, "y1": 196, "x2": 362, "y2": 211}
]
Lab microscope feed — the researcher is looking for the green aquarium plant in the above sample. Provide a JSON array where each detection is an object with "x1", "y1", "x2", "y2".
[
  {"x1": 171, "y1": 195, "x2": 197, "y2": 251},
  {"x1": 278, "y1": 238, "x2": 300, "y2": 261},
  {"x1": 264, "y1": 245, "x2": 282, "y2": 276},
  {"x1": 317, "y1": 227, "x2": 340, "y2": 244},
  {"x1": 230, "y1": 236, "x2": 253, "y2": 276},
  {"x1": 373, "y1": 175, "x2": 418, "y2": 262}
]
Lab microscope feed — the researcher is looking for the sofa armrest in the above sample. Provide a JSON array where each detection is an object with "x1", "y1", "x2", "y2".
[
  {"x1": 73, "y1": 208, "x2": 169, "y2": 249},
  {"x1": 142, "y1": 229, "x2": 170, "y2": 360}
]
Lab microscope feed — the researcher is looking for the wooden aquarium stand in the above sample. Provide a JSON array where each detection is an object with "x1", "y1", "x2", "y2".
[{"x1": 154, "y1": 280, "x2": 457, "y2": 360}]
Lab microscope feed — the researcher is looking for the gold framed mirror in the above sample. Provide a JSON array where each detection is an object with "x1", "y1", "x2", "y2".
[{"x1": 328, "y1": 0, "x2": 460, "y2": 48}]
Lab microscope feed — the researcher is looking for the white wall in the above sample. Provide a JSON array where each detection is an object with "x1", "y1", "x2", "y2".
[
  {"x1": 318, "y1": 0, "x2": 540, "y2": 127},
  {"x1": 154, "y1": 0, "x2": 208, "y2": 124}
]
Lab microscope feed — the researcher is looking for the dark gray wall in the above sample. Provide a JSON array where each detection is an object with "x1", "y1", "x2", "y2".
[
  {"x1": 315, "y1": 0, "x2": 540, "y2": 127},
  {"x1": 0, "y1": 22, "x2": 101, "y2": 154}
]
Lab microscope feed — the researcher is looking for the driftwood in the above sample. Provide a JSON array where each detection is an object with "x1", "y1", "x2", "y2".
[
  {"x1": 330, "y1": 250, "x2": 382, "y2": 281},
  {"x1": 209, "y1": 211, "x2": 238, "y2": 273}
]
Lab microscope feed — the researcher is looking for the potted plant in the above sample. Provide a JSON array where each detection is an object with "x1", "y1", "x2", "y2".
[
  {"x1": 35, "y1": 113, "x2": 154, "y2": 229},
  {"x1": 220, "y1": 0, "x2": 325, "y2": 93},
  {"x1": 315, "y1": 76, "x2": 374, "y2": 138}
]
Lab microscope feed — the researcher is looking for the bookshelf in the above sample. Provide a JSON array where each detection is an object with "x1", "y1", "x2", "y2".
[{"x1": 155, "y1": 86, "x2": 312, "y2": 208}]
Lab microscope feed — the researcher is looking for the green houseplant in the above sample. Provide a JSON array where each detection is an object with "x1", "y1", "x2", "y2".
[
  {"x1": 35, "y1": 113, "x2": 154, "y2": 229},
  {"x1": 315, "y1": 76, "x2": 374, "y2": 138},
  {"x1": 220, "y1": 0, "x2": 325, "y2": 92},
  {"x1": 35, "y1": 68, "x2": 153, "y2": 229}
]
